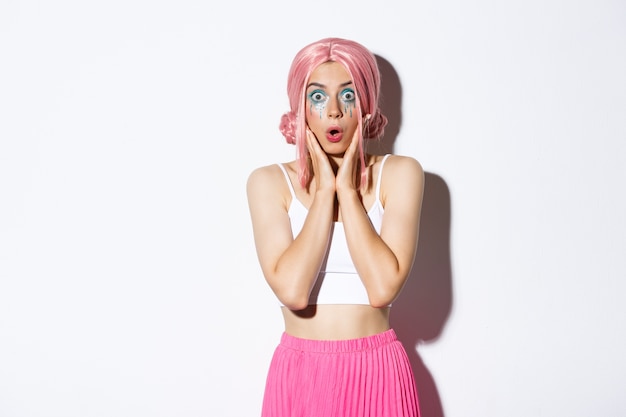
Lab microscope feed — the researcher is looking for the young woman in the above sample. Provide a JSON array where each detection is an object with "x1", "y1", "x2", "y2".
[{"x1": 247, "y1": 37, "x2": 424, "y2": 417}]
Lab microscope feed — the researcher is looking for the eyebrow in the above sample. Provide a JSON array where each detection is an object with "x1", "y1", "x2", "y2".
[{"x1": 306, "y1": 80, "x2": 354, "y2": 89}]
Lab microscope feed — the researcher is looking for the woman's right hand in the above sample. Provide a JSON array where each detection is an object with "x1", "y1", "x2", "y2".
[{"x1": 306, "y1": 129, "x2": 336, "y2": 193}]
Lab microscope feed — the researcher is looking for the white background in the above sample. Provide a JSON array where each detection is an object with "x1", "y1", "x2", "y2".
[{"x1": 1, "y1": 1, "x2": 625, "y2": 416}]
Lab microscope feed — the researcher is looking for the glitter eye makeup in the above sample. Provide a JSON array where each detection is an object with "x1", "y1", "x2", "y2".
[
  {"x1": 340, "y1": 88, "x2": 356, "y2": 117},
  {"x1": 308, "y1": 90, "x2": 328, "y2": 104},
  {"x1": 340, "y1": 88, "x2": 356, "y2": 104},
  {"x1": 308, "y1": 89, "x2": 329, "y2": 118},
  {"x1": 307, "y1": 86, "x2": 357, "y2": 118}
]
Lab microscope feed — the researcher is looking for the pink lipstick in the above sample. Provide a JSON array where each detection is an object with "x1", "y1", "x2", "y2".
[{"x1": 326, "y1": 126, "x2": 343, "y2": 143}]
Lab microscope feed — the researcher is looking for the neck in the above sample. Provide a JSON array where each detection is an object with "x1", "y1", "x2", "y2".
[{"x1": 328, "y1": 154, "x2": 345, "y2": 173}]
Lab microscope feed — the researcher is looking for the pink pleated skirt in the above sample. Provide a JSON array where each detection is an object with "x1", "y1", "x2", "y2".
[{"x1": 261, "y1": 328, "x2": 420, "y2": 417}]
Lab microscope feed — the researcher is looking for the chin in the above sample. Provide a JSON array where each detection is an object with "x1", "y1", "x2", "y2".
[{"x1": 324, "y1": 147, "x2": 349, "y2": 157}]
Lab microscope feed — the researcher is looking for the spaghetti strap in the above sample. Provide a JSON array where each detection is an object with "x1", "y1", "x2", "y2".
[
  {"x1": 277, "y1": 163, "x2": 296, "y2": 200},
  {"x1": 375, "y1": 154, "x2": 391, "y2": 201}
]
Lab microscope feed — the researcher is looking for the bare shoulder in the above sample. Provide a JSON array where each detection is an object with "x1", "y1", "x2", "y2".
[
  {"x1": 383, "y1": 154, "x2": 424, "y2": 182},
  {"x1": 248, "y1": 160, "x2": 288, "y2": 185},
  {"x1": 379, "y1": 154, "x2": 425, "y2": 206},
  {"x1": 247, "y1": 164, "x2": 276, "y2": 188},
  {"x1": 246, "y1": 163, "x2": 292, "y2": 207}
]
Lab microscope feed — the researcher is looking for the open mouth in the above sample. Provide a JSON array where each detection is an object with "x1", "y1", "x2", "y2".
[{"x1": 326, "y1": 127, "x2": 343, "y2": 142}]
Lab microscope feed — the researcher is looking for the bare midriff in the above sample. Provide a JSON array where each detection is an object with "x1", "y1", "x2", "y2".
[{"x1": 281, "y1": 304, "x2": 391, "y2": 340}]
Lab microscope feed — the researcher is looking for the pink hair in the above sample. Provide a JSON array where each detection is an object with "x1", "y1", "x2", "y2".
[{"x1": 279, "y1": 38, "x2": 388, "y2": 189}]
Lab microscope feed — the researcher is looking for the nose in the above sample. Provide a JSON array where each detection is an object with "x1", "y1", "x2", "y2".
[{"x1": 327, "y1": 97, "x2": 343, "y2": 119}]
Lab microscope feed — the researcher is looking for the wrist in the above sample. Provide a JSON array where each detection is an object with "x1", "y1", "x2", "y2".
[
  {"x1": 336, "y1": 186, "x2": 359, "y2": 203},
  {"x1": 314, "y1": 186, "x2": 336, "y2": 201}
]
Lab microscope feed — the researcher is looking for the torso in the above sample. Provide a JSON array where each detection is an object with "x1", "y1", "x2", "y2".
[
  {"x1": 278, "y1": 153, "x2": 392, "y2": 340},
  {"x1": 281, "y1": 304, "x2": 390, "y2": 340}
]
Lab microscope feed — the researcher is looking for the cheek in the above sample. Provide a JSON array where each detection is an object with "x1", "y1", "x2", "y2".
[
  {"x1": 342, "y1": 100, "x2": 357, "y2": 118},
  {"x1": 307, "y1": 99, "x2": 326, "y2": 119}
]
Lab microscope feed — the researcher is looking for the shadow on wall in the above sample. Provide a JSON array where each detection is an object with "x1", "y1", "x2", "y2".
[{"x1": 374, "y1": 55, "x2": 453, "y2": 417}]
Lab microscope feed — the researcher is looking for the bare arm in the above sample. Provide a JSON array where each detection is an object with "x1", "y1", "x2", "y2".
[
  {"x1": 246, "y1": 163, "x2": 335, "y2": 310},
  {"x1": 337, "y1": 155, "x2": 425, "y2": 308}
]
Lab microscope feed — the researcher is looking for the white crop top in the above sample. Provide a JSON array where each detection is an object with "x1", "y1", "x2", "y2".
[{"x1": 277, "y1": 154, "x2": 390, "y2": 306}]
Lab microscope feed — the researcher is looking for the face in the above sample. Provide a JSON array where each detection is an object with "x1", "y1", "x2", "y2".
[{"x1": 305, "y1": 61, "x2": 360, "y2": 155}]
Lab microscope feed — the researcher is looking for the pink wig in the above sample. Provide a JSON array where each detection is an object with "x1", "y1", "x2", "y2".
[{"x1": 279, "y1": 38, "x2": 388, "y2": 189}]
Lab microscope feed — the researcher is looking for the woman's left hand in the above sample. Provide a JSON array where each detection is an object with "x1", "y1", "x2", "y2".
[{"x1": 335, "y1": 128, "x2": 360, "y2": 193}]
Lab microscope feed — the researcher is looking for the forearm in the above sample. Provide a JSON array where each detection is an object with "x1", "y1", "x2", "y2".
[
  {"x1": 337, "y1": 189, "x2": 411, "y2": 307},
  {"x1": 270, "y1": 190, "x2": 335, "y2": 309}
]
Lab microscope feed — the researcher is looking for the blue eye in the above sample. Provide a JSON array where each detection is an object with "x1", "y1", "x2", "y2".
[
  {"x1": 308, "y1": 90, "x2": 327, "y2": 104},
  {"x1": 340, "y1": 89, "x2": 356, "y2": 103}
]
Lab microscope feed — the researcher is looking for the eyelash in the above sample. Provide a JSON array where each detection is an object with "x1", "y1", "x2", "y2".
[
  {"x1": 340, "y1": 89, "x2": 356, "y2": 103},
  {"x1": 307, "y1": 89, "x2": 356, "y2": 104},
  {"x1": 308, "y1": 90, "x2": 327, "y2": 104}
]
